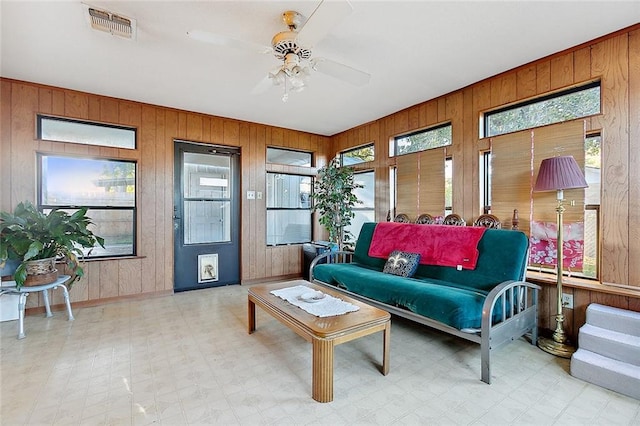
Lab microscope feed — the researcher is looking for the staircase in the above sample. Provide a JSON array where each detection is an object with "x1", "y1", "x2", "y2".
[{"x1": 571, "y1": 303, "x2": 640, "y2": 400}]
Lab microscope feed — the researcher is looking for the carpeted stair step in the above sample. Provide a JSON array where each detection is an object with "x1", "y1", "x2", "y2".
[
  {"x1": 571, "y1": 348, "x2": 640, "y2": 400},
  {"x1": 578, "y1": 323, "x2": 640, "y2": 367},
  {"x1": 584, "y1": 303, "x2": 640, "y2": 337}
]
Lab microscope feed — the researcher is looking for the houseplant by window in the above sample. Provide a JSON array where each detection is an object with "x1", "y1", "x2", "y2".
[
  {"x1": 0, "y1": 201, "x2": 104, "y2": 289},
  {"x1": 312, "y1": 157, "x2": 362, "y2": 250}
]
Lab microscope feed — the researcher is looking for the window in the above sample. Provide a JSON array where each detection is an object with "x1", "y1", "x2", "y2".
[
  {"x1": 392, "y1": 123, "x2": 452, "y2": 156},
  {"x1": 583, "y1": 132, "x2": 601, "y2": 279},
  {"x1": 445, "y1": 158, "x2": 452, "y2": 215},
  {"x1": 344, "y1": 170, "x2": 375, "y2": 242},
  {"x1": 266, "y1": 147, "x2": 312, "y2": 166},
  {"x1": 38, "y1": 154, "x2": 136, "y2": 257},
  {"x1": 485, "y1": 122, "x2": 599, "y2": 279},
  {"x1": 340, "y1": 144, "x2": 374, "y2": 165},
  {"x1": 266, "y1": 173, "x2": 312, "y2": 245},
  {"x1": 37, "y1": 115, "x2": 136, "y2": 149},
  {"x1": 484, "y1": 81, "x2": 601, "y2": 137},
  {"x1": 480, "y1": 152, "x2": 492, "y2": 213}
]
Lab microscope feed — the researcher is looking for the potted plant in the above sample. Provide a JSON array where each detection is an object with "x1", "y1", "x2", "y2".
[
  {"x1": 312, "y1": 157, "x2": 362, "y2": 250},
  {"x1": 0, "y1": 201, "x2": 104, "y2": 289}
]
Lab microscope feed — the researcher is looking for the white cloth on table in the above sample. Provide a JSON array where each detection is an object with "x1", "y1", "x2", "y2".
[{"x1": 270, "y1": 285, "x2": 360, "y2": 318}]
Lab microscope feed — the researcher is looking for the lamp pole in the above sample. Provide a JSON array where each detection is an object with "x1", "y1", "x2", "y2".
[{"x1": 537, "y1": 191, "x2": 576, "y2": 358}]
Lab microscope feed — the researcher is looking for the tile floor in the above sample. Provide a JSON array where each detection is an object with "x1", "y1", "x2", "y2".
[{"x1": 1, "y1": 282, "x2": 639, "y2": 425}]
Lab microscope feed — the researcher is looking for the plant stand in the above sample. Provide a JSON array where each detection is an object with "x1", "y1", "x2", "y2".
[{"x1": 0, "y1": 275, "x2": 74, "y2": 339}]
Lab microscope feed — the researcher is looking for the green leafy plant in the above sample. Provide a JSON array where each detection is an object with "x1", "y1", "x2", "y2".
[
  {"x1": 312, "y1": 157, "x2": 362, "y2": 250},
  {"x1": 0, "y1": 201, "x2": 105, "y2": 289}
]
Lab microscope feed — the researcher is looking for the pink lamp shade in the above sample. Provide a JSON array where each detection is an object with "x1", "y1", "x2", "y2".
[{"x1": 534, "y1": 155, "x2": 588, "y2": 192}]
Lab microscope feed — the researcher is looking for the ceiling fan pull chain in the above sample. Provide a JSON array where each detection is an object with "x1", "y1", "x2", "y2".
[{"x1": 282, "y1": 76, "x2": 289, "y2": 102}]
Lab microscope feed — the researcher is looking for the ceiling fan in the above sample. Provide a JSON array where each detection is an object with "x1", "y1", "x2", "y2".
[{"x1": 187, "y1": 0, "x2": 371, "y2": 102}]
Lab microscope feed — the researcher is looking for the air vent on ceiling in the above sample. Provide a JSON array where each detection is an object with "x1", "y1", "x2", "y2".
[{"x1": 84, "y1": 4, "x2": 136, "y2": 39}]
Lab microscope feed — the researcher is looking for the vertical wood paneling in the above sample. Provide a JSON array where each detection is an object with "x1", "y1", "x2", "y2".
[
  {"x1": 628, "y1": 29, "x2": 640, "y2": 286},
  {"x1": 140, "y1": 106, "x2": 157, "y2": 294},
  {"x1": 118, "y1": 259, "x2": 142, "y2": 295},
  {"x1": 101, "y1": 98, "x2": 119, "y2": 123},
  {"x1": 163, "y1": 111, "x2": 177, "y2": 290},
  {"x1": 1, "y1": 81, "x2": 12, "y2": 211},
  {"x1": 64, "y1": 92, "x2": 89, "y2": 119},
  {"x1": 11, "y1": 83, "x2": 38, "y2": 205},
  {"x1": 87, "y1": 259, "x2": 101, "y2": 301},
  {"x1": 394, "y1": 109, "x2": 409, "y2": 135},
  {"x1": 99, "y1": 261, "x2": 119, "y2": 298},
  {"x1": 574, "y1": 47, "x2": 592, "y2": 82},
  {"x1": 536, "y1": 61, "x2": 551, "y2": 94},
  {"x1": 491, "y1": 73, "x2": 517, "y2": 106},
  {"x1": 52, "y1": 90, "x2": 65, "y2": 115},
  {"x1": 550, "y1": 52, "x2": 574, "y2": 89},
  {"x1": 516, "y1": 66, "x2": 537, "y2": 100},
  {"x1": 155, "y1": 109, "x2": 167, "y2": 292},
  {"x1": 240, "y1": 123, "x2": 252, "y2": 280},
  {"x1": 592, "y1": 34, "x2": 630, "y2": 285}
]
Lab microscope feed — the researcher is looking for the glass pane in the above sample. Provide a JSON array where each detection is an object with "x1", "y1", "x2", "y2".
[
  {"x1": 486, "y1": 84, "x2": 600, "y2": 137},
  {"x1": 183, "y1": 153, "x2": 230, "y2": 199},
  {"x1": 44, "y1": 208, "x2": 134, "y2": 257},
  {"x1": 585, "y1": 134, "x2": 601, "y2": 205},
  {"x1": 394, "y1": 124, "x2": 452, "y2": 156},
  {"x1": 184, "y1": 201, "x2": 230, "y2": 244},
  {"x1": 341, "y1": 144, "x2": 374, "y2": 165},
  {"x1": 266, "y1": 174, "x2": 312, "y2": 208},
  {"x1": 266, "y1": 210, "x2": 311, "y2": 245},
  {"x1": 353, "y1": 171, "x2": 374, "y2": 208},
  {"x1": 39, "y1": 116, "x2": 135, "y2": 149},
  {"x1": 583, "y1": 208, "x2": 598, "y2": 278},
  {"x1": 344, "y1": 209, "x2": 375, "y2": 243},
  {"x1": 267, "y1": 147, "x2": 312, "y2": 166},
  {"x1": 41, "y1": 156, "x2": 135, "y2": 207},
  {"x1": 445, "y1": 158, "x2": 452, "y2": 210}
]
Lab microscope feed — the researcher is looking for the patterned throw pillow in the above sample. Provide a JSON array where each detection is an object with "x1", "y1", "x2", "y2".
[{"x1": 382, "y1": 250, "x2": 421, "y2": 277}]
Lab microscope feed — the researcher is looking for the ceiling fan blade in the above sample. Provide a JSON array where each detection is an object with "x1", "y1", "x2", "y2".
[
  {"x1": 311, "y1": 58, "x2": 370, "y2": 87},
  {"x1": 250, "y1": 72, "x2": 279, "y2": 95},
  {"x1": 187, "y1": 29, "x2": 272, "y2": 54},
  {"x1": 296, "y1": 0, "x2": 353, "y2": 48}
]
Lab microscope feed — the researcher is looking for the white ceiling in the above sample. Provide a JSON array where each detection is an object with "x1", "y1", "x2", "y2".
[{"x1": 1, "y1": 1, "x2": 639, "y2": 136}]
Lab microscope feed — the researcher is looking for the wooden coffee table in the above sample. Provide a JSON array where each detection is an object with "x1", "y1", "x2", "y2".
[{"x1": 247, "y1": 280, "x2": 390, "y2": 402}]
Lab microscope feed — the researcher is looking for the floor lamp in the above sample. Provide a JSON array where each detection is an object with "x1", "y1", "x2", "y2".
[{"x1": 533, "y1": 155, "x2": 588, "y2": 358}]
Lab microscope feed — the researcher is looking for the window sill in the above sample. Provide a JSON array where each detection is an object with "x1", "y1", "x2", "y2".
[
  {"x1": 526, "y1": 270, "x2": 640, "y2": 299},
  {"x1": 81, "y1": 255, "x2": 146, "y2": 262}
]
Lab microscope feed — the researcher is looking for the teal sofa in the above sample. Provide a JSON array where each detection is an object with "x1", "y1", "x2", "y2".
[{"x1": 310, "y1": 222, "x2": 540, "y2": 384}]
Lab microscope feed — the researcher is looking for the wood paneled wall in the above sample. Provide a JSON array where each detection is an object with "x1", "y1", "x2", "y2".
[
  {"x1": 0, "y1": 80, "x2": 330, "y2": 309},
  {"x1": 329, "y1": 25, "x2": 640, "y2": 342}
]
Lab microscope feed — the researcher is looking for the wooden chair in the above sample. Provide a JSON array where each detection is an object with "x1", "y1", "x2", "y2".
[
  {"x1": 473, "y1": 214, "x2": 502, "y2": 229},
  {"x1": 393, "y1": 213, "x2": 411, "y2": 223},
  {"x1": 415, "y1": 213, "x2": 435, "y2": 224},
  {"x1": 442, "y1": 213, "x2": 466, "y2": 226}
]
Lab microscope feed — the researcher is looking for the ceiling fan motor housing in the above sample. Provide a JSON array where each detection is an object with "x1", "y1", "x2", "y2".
[{"x1": 271, "y1": 31, "x2": 311, "y2": 60}]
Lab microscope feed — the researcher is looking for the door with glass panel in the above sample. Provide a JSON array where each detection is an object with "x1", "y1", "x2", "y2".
[{"x1": 173, "y1": 141, "x2": 240, "y2": 291}]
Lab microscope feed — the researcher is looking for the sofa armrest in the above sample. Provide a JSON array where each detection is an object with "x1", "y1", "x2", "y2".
[
  {"x1": 309, "y1": 251, "x2": 354, "y2": 282},
  {"x1": 480, "y1": 279, "x2": 541, "y2": 383}
]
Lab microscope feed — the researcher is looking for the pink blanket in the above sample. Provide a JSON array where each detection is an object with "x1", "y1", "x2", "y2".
[{"x1": 368, "y1": 222, "x2": 487, "y2": 270}]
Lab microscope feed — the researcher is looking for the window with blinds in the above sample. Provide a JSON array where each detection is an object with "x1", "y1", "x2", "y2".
[
  {"x1": 490, "y1": 120, "x2": 587, "y2": 275},
  {"x1": 394, "y1": 148, "x2": 446, "y2": 220}
]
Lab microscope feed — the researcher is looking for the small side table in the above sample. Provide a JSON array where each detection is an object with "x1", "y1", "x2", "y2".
[{"x1": 0, "y1": 275, "x2": 74, "y2": 339}]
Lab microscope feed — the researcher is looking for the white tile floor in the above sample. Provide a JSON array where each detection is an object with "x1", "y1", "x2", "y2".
[{"x1": 1, "y1": 282, "x2": 639, "y2": 425}]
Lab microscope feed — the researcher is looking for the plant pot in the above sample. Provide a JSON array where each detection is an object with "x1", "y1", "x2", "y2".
[
  {"x1": 23, "y1": 257, "x2": 58, "y2": 287},
  {"x1": 0, "y1": 259, "x2": 20, "y2": 280}
]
